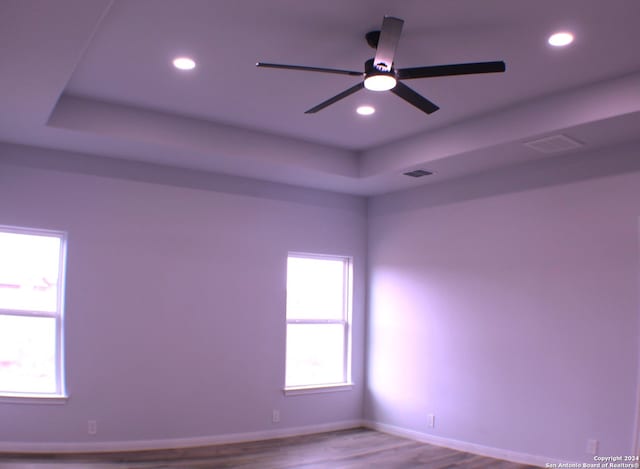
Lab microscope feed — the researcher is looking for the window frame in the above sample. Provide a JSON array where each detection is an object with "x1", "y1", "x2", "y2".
[
  {"x1": 284, "y1": 252, "x2": 353, "y2": 394},
  {"x1": 0, "y1": 224, "x2": 68, "y2": 402}
]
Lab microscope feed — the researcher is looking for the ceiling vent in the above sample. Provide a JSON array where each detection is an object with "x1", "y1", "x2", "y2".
[
  {"x1": 523, "y1": 134, "x2": 584, "y2": 154},
  {"x1": 404, "y1": 169, "x2": 433, "y2": 178}
]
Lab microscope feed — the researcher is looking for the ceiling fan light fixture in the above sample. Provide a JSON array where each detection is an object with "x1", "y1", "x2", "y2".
[{"x1": 364, "y1": 74, "x2": 397, "y2": 91}]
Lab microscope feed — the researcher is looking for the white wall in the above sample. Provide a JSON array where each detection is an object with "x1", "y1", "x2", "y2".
[
  {"x1": 365, "y1": 143, "x2": 640, "y2": 462},
  {"x1": 3, "y1": 140, "x2": 640, "y2": 462},
  {"x1": 0, "y1": 145, "x2": 367, "y2": 447}
]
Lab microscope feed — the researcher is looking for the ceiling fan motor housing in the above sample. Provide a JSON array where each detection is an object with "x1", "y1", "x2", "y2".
[
  {"x1": 365, "y1": 30, "x2": 381, "y2": 49},
  {"x1": 365, "y1": 57, "x2": 395, "y2": 76}
]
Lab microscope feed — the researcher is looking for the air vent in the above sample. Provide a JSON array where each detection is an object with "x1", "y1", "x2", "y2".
[
  {"x1": 404, "y1": 169, "x2": 433, "y2": 178},
  {"x1": 524, "y1": 134, "x2": 584, "y2": 154}
]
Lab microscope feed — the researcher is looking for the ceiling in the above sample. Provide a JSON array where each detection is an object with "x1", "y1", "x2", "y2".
[{"x1": 1, "y1": 0, "x2": 639, "y2": 195}]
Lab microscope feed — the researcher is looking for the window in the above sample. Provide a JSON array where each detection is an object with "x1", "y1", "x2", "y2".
[
  {"x1": 0, "y1": 226, "x2": 67, "y2": 399},
  {"x1": 285, "y1": 253, "x2": 352, "y2": 391}
]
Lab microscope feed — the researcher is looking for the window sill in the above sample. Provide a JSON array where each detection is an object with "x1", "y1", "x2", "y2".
[
  {"x1": 0, "y1": 394, "x2": 69, "y2": 405},
  {"x1": 283, "y1": 383, "x2": 354, "y2": 396}
]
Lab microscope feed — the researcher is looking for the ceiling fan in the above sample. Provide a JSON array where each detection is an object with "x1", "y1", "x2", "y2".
[{"x1": 257, "y1": 16, "x2": 506, "y2": 115}]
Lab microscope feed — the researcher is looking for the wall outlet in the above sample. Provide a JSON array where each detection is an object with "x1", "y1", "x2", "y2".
[
  {"x1": 427, "y1": 414, "x2": 435, "y2": 428},
  {"x1": 586, "y1": 439, "x2": 598, "y2": 455},
  {"x1": 88, "y1": 420, "x2": 97, "y2": 435},
  {"x1": 272, "y1": 409, "x2": 280, "y2": 423}
]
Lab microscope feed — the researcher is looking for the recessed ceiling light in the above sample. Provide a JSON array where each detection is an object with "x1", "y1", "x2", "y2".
[
  {"x1": 173, "y1": 56, "x2": 196, "y2": 70},
  {"x1": 356, "y1": 105, "x2": 375, "y2": 115},
  {"x1": 548, "y1": 32, "x2": 574, "y2": 47}
]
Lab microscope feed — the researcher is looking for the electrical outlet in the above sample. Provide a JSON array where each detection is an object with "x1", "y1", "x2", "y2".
[
  {"x1": 586, "y1": 439, "x2": 598, "y2": 455},
  {"x1": 272, "y1": 409, "x2": 280, "y2": 423},
  {"x1": 427, "y1": 414, "x2": 435, "y2": 428},
  {"x1": 88, "y1": 420, "x2": 97, "y2": 435}
]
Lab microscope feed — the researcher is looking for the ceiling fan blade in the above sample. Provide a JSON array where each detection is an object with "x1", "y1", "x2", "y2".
[
  {"x1": 398, "y1": 61, "x2": 506, "y2": 80},
  {"x1": 305, "y1": 82, "x2": 365, "y2": 114},
  {"x1": 391, "y1": 82, "x2": 439, "y2": 114},
  {"x1": 256, "y1": 62, "x2": 362, "y2": 77},
  {"x1": 373, "y1": 16, "x2": 404, "y2": 72}
]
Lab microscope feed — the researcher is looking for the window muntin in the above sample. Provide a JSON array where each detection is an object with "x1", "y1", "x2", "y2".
[
  {"x1": 0, "y1": 226, "x2": 66, "y2": 399},
  {"x1": 285, "y1": 253, "x2": 352, "y2": 389}
]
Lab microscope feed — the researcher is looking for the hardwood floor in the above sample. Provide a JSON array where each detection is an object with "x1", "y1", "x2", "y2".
[{"x1": 0, "y1": 427, "x2": 539, "y2": 469}]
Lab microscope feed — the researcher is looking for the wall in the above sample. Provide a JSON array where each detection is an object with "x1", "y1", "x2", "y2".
[
  {"x1": 0, "y1": 145, "x2": 367, "y2": 448},
  {"x1": 3, "y1": 140, "x2": 640, "y2": 461},
  {"x1": 366, "y1": 142, "x2": 640, "y2": 463}
]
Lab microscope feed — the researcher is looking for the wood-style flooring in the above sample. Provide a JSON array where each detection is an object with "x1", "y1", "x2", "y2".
[{"x1": 0, "y1": 427, "x2": 539, "y2": 469}]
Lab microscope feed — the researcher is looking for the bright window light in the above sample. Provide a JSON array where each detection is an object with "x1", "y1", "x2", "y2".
[
  {"x1": 287, "y1": 323, "x2": 345, "y2": 385},
  {"x1": 356, "y1": 105, "x2": 375, "y2": 116},
  {"x1": 0, "y1": 226, "x2": 66, "y2": 399},
  {"x1": 172, "y1": 56, "x2": 196, "y2": 70},
  {"x1": 0, "y1": 315, "x2": 57, "y2": 394},
  {"x1": 548, "y1": 32, "x2": 574, "y2": 47},
  {"x1": 285, "y1": 254, "x2": 352, "y2": 389}
]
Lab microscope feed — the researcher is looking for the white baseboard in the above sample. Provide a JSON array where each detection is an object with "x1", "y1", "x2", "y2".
[
  {"x1": 0, "y1": 420, "x2": 364, "y2": 454},
  {"x1": 363, "y1": 420, "x2": 575, "y2": 468},
  {"x1": 0, "y1": 418, "x2": 580, "y2": 467}
]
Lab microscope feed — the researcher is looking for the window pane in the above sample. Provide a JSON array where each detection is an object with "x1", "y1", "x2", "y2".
[
  {"x1": 285, "y1": 323, "x2": 345, "y2": 387},
  {"x1": 0, "y1": 315, "x2": 57, "y2": 394},
  {"x1": 287, "y1": 256, "x2": 345, "y2": 320},
  {"x1": 0, "y1": 232, "x2": 61, "y2": 313}
]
